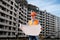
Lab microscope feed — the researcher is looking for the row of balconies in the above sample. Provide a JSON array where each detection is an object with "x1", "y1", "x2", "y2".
[
  {"x1": 0, "y1": 25, "x2": 16, "y2": 31},
  {"x1": 0, "y1": 0, "x2": 28, "y2": 37},
  {"x1": 0, "y1": 4, "x2": 18, "y2": 17},
  {"x1": 0, "y1": 17, "x2": 17, "y2": 27},
  {"x1": 0, "y1": 31, "x2": 16, "y2": 37}
]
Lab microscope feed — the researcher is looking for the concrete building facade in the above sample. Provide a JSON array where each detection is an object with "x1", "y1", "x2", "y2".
[
  {"x1": 55, "y1": 17, "x2": 60, "y2": 38},
  {"x1": 0, "y1": 0, "x2": 18, "y2": 38},
  {"x1": 0, "y1": 0, "x2": 28, "y2": 39},
  {"x1": 38, "y1": 10, "x2": 56, "y2": 38}
]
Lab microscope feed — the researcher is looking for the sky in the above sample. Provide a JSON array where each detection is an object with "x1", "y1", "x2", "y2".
[{"x1": 27, "y1": 0, "x2": 60, "y2": 17}]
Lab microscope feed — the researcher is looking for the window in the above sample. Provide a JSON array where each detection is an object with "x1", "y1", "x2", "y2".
[
  {"x1": 0, "y1": 18, "x2": 5, "y2": 22},
  {"x1": 13, "y1": 18, "x2": 16, "y2": 21},
  {"x1": 19, "y1": 12, "x2": 21, "y2": 15},
  {"x1": 14, "y1": 8, "x2": 17, "y2": 12},
  {"x1": 14, "y1": 13, "x2": 16, "y2": 17},
  {"x1": 19, "y1": 8, "x2": 21, "y2": 10},
  {"x1": 6, "y1": 15, "x2": 9, "y2": 18},
  {"x1": 13, "y1": 22, "x2": 16, "y2": 26},
  {"x1": 7, "y1": 4, "x2": 10, "y2": 7},
  {"x1": 19, "y1": 20, "x2": 21, "y2": 23},
  {"x1": 27, "y1": 15, "x2": 31, "y2": 17},
  {"x1": 9, "y1": 21, "x2": 11, "y2": 25},
  {"x1": 0, "y1": 25, "x2": 4, "y2": 29},
  {"x1": 11, "y1": 1, "x2": 13, "y2": 5},
  {"x1": 6, "y1": 20, "x2": 8, "y2": 24},
  {"x1": 12, "y1": 32, "x2": 15, "y2": 35},
  {"x1": 2, "y1": 6, "x2": 6, "y2": 11},
  {"x1": 10, "y1": 16, "x2": 12, "y2": 20},
  {"x1": 10, "y1": 6, "x2": 13, "y2": 10},
  {"x1": 2, "y1": 1, "x2": 6, "y2": 6},
  {"x1": 19, "y1": 16, "x2": 21, "y2": 19},
  {"x1": 9, "y1": 27, "x2": 11, "y2": 30},
  {"x1": 8, "y1": 32, "x2": 10, "y2": 35},
  {"x1": 40, "y1": 12, "x2": 42, "y2": 15},
  {"x1": 4, "y1": 32, "x2": 6, "y2": 35},
  {"x1": 22, "y1": 11, "x2": 23, "y2": 13},
  {"x1": 0, "y1": 31, "x2": 3, "y2": 35},
  {"x1": 7, "y1": 9, "x2": 9, "y2": 12},
  {"x1": 10, "y1": 11, "x2": 12, "y2": 15},
  {"x1": 5, "y1": 26, "x2": 8, "y2": 29},
  {"x1": 13, "y1": 27, "x2": 16, "y2": 30},
  {"x1": 0, "y1": 12, "x2": 5, "y2": 17}
]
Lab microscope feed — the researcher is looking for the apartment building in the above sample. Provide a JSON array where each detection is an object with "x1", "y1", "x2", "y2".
[
  {"x1": 55, "y1": 17, "x2": 60, "y2": 38},
  {"x1": 46, "y1": 12, "x2": 56, "y2": 38},
  {"x1": 39, "y1": 10, "x2": 56, "y2": 38},
  {"x1": 17, "y1": 0, "x2": 28, "y2": 37},
  {"x1": 39, "y1": 10, "x2": 46, "y2": 37},
  {"x1": 0, "y1": 0, "x2": 28, "y2": 39},
  {"x1": 0, "y1": 0, "x2": 18, "y2": 38}
]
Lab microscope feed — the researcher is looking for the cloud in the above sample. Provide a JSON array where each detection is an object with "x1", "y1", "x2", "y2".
[{"x1": 27, "y1": 0, "x2": 60, "y2": 17}]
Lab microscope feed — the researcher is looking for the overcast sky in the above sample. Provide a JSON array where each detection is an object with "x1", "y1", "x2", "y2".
[{"x1": 27, "y1": 0, "x2": 60, "y2": 17}]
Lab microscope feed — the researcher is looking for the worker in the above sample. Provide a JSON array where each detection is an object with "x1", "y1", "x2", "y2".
[
  {"x1": 28, "y1": 11, "x2": 42, "y2": 40},
  {"x1": 19, "y1": 11, "x2": 42, "y2": 40}
]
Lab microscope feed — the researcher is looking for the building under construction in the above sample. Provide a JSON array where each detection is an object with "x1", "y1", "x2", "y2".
[
  {"x1": 0, "y1": 0, "x2": 28, "y2": 40},
  {"x1": 0, "y1": 0, "x2": 59, "y2": 40}
]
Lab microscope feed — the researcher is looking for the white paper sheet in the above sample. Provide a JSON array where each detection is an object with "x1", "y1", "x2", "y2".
[{"x1": 19, "y1": 24, "x2": 41, "y2": 36}]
